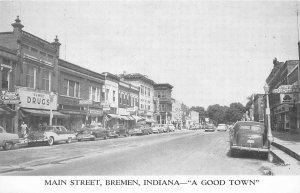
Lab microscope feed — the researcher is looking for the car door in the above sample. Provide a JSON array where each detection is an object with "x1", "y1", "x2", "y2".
[
  {"x1": 0, "y1": 127, "x2": 4, "y2": 146},
  {"x1": 57, "y1": 126, "x2": 68, "y2": 141}
]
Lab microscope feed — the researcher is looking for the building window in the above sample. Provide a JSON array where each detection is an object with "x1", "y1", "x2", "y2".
[
  {"x1": 113, "y1": 90, "x2": 116, "y2": 102},
  {"x1": 141, "y1": 86, "x2": 144, "y2": 95},
  {"x1": 64, "y1": 79, "x2": 80, "y2": 98},
  {"x1": 25, "y1": 65, "x2": 35, "y2": 89},
  {"x1": 106, "y1": 89, "x2": 109, "y2": 101},
  {"x1": 40, "y1": 51, "x2": 46, "y2": 56},
  {"x1": 89, "y1": 86, "x2": 100, "y2": 101},
  {"x1": 31, "y1": 47, "x2": 38, "y2": 53},
  {"x1": 148, "y1": 88, "x2": 150, "y2": 97},
  {"x1": 148, "y1": 105, "x2": 150, "y2": 110},
  {"x1": 141, "y1": 104, "x2": 144, "y2": 109},
  {"x1": 162, "y1": 90, "x2": 166, "y2": 98},
  {"x1": 158, "y1": 91, "x2": 161, "y2": 98},
  {"x1": 41, "y1": 69, "x2": 50, "y2": 91},
  {"x1": 122, "y1": 93, "x2": 124, "y2": 104},
  {"x1": 119, "y1": 92, "x2": 122, "y2": 104},
  {"x1": 1, "y1": 68, "x2": 10, "y2": 90},
  {"x1": 48, "y1": 54, "x2": 54, "y2": 59}
]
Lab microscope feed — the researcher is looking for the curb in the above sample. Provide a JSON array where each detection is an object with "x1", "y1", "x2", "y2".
[
  {"x1": 269, "y1": 150, "x2": 285, "y2": 164},
  {"x1": 271, "y1": 141, "x2": 300, "y2": 162}
]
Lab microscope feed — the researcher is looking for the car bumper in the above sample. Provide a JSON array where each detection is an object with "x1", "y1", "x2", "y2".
[
  {"x1": 28, "y1": 138, "x2": 48, "y2": 143},
  {"x1": 231, "y1": 146, "x2": 269, "y2": 152}
]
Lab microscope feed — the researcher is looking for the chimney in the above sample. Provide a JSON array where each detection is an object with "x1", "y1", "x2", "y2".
[{"x1": 51, "y1": 35, "x2": 61, "y2": 57}]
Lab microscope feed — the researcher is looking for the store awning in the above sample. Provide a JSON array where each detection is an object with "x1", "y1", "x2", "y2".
[
  {"x1": 146, "y1": 118, "x2": 156, "y2": 123},
  {"x1": 107, "y1": 114, "x2": 121, "y2": 119},
  {"x1": 0, "y1": 105, "x2": 15, "y2": 115},
  {"x1": 127, "y1": 116, "x2": 135, "y2": 120},
  {"x1": 21, "y1": 108, "x2": 69, "y2": 118},
  {"x1": 132, "y1": 115, "x2": 145, "y2": 122},
  {"x1": 120, "y1": 115, "x2": 130, "y2": 120}
]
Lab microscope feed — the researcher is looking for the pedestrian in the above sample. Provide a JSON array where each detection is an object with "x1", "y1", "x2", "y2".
[{"x1": 20, "y1": 122, "x2": 28, "y2": 138}]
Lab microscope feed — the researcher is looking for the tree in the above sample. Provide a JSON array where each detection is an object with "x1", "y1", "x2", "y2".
[
  {"x1": 206, "y1": 104, "x2": 228, "y2": 124},
  {"x1": 225, "y1": 102, "x2": 245, "y2": 123}
]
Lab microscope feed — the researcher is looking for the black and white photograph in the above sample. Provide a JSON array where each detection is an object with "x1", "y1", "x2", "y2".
[{"x1": 0, "y1": 0, "x2": 300, "y2": 192}]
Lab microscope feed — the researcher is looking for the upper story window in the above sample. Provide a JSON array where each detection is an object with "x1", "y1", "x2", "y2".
[
  {"x1": 48, "y1": 54, "x2": 54, "y2": 60},
  {"x1": 31, "y1": 47, "x2": 38, "y2": 53},
  {"x1": 106, "y1": 89, "x2": 109, "y2": 101},
  {"x1": 113, "y1": 90, "x2": 116, "y2": 102},
  {"x1": 41, "y1": 69, "x2": 50, "y2": 91},
  {"x1": 141, "y1": 86, "x2": 144, "y2": 95},
  {"x1": 119, "y1": 92, "x2": 122, "y2": 104},
  {"x1": 25, "y1": 65, "x2": 36, "y2": 89},
  {"x1": 148, "y1": 88, "x2": 150, "y2": 97},
  {"x1": 145, "y1": 87, "x2": 147, "y2": 96},
  {"x1": 89, "y1": 86, "x2": 100, "y2": 102},
  {"x1": 63, "y1": 79, "x2": 80, "y2": 98}
]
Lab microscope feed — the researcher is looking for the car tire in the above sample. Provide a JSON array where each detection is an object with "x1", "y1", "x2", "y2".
[
  {"x1": 66, "y1": 137, "x2": 72, "y2": 144},
  {"x1": 47, "y1": 137, "x2": 54, "y2": 146},
  {"x1": 230, "y1": 149, "x2": 238, "y2": 157},
  {"x1": 3, "y1": 142, "x2": 13, "y2": 150},
  {"x1": 260, "y1": 152, "x2": 269, "y2": 160}
]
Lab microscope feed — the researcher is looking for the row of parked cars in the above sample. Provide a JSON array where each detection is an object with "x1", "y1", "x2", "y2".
[{"x1": 0, "y1": 123, "x2": 177, "y2": 150}]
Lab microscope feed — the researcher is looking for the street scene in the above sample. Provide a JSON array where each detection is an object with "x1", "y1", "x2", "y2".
[{"x1": 1, "y1": 0, "x2": 300, "y2": 181}]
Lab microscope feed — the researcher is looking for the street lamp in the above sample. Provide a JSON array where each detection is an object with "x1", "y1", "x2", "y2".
[
  {"x1": 263, "y1": 83, "x2": 274, "y2": 143},
  {"x1": 49, "y1": 91, "x2": 55, "y2": 126}
]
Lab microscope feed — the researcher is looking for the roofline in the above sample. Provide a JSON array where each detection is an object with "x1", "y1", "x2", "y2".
[{"x1": 58, "y1": 59, "x2": 105, "y2": 80}]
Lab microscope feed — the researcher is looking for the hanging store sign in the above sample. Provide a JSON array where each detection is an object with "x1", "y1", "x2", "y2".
[
  {"x1": 0, "y1": 90, "x2": 20, "y2": 104},
  {"x1": 280, "y1": 94, "x2": 294, "y2": 104},
  {"x1": 17, "y1": 88, "x2": 57, "y2": 110},
  {"x1": 89, "y1": 109, "x2": 103, "y2": 115},
  {"x1": 272, "y1": 85, "x2": 300, "y2": 94}
]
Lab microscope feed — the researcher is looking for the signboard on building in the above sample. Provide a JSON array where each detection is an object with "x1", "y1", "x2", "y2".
[
  {"x1": 280, "y1": 94, "x2": 294, "y2": 104},
  {"x1": 79, "y1": 99, "x2": 93, "y2": 105},
  {"x1": 17, "y1": 87, "x2": 57, "y2": 110},
  {"x1": 89, "y1": 109, "x2": 103, "y2": 116},
  {"x1": 0, "y1": 90, "x2": 20, "y2": 104},
  {"x1": 272, "y1": 85, "x2": 300, "y2": 94}
]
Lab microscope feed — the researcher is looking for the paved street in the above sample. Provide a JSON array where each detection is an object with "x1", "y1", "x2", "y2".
[{"x1": 0, "y1": 130, "x2": 297, "y2": 176}]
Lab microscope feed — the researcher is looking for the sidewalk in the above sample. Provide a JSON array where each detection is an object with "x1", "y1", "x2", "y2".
[{"x1": 271, "y1": 131, "x2": 300, "y2": 161}]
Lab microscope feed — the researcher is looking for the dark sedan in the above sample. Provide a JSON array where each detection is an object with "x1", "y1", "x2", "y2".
[{"x1": 229, "y1": 121, "x2": 270, "y2": 159}]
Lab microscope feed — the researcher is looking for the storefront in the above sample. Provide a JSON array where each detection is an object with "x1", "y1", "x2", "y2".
[
  {"x1": 16, "y1": 87, "x2": 67, "y2": 130},
  {"x1": 0, "y1": 91, "x2": 19, "y2": 133}
]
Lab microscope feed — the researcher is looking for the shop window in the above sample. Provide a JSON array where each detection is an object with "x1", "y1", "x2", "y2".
[
  {"x1": 41, "y1": 69, "x2": 50, "y2": 91},
  {"x1": 25, "y1": 65, "x2": 35, "y2": 89}
]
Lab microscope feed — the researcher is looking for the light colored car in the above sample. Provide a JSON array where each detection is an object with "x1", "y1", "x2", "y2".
[
  {"x1": 229, "y1": 121, "x2": 270, "y2": 159},
  {"x1": 217, "y1": 124, "x2": 227, "y2": 131},
  {"x1": 204, "y1": 124, "x2": 216, "y2": 132},
  {"x1": 0, "y1": 126, "x2": 19, "y2": 150},
  {"x1": 28, "y1": 125, "x2": 76, "y2": 146},
  {"x1": 168, "y1": 124, "x2": 175, "y2": 132},
  {"x1": 151, "y1": 125, "x2": 160, "y2": 134},
  {"x1": 129, "y1": 128, "x2": 143, "y2": 136}
]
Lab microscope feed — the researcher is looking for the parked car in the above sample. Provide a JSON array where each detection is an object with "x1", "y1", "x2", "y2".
[
  {"x1": 229, "y1": 121, "x2": 270, "y2": 159},
  {"x1": 114, "y1": 125, "x2": 129, "y2": 137},
  {"x1": 151, "y1": 124, "x2": 160, "y2": 134},
  {"x1": 217, "y1": 124, "x2": 228, "y2": 131},
  {"x1": 76, "y1": 129, "x2": 96, "y2": 141},
  {"x1": 141, "y1": 125, "x2": 152, "y2": 135},
  {"x1": 0, "y1": 126, "x2": 19, "y2": 150},
  {"x1": 27, "y1": 125, "x2": 76, "y2": 146},
  {"x1": 168, "y1": 124, "x2": 175, "y2": 132},
  {"x1": 204, "y1": 124, "x2": 216, "y2": 132},
  {"x1": 77, "y1": 125, "x2": 108, "y2": 141},
  {"x1": 158, "y1": 125, "x2": 165, "y2": 133},
  {"x1": 128, "y1": 128, "x2": 143, "y2": 136}
]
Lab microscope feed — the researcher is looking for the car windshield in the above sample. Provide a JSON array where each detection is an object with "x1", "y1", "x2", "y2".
[{"x1": 240, "y1": 125, "x2": 262, "y2": 132}]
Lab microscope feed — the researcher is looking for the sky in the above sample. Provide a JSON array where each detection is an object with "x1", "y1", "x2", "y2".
[{"x1": 0, "y1": 0, "x2": 299, "y2": 109}]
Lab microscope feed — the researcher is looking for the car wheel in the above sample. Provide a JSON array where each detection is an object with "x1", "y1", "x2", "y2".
[
  {"x1": 3, "y1": 142, "x2": 13, "y2": 150},
  {"x1": 230, "y1": 149, "x2": 238, "y2": 157},
  {"x1": 66, "y1": 137, "x2": 72, "y2": 144},
  {"x1": 260, "y1": 152, "x2": 269, "y2": 160},
  {"x1": 47, "y1": 137, "x2": 54, "y2": 146}
]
